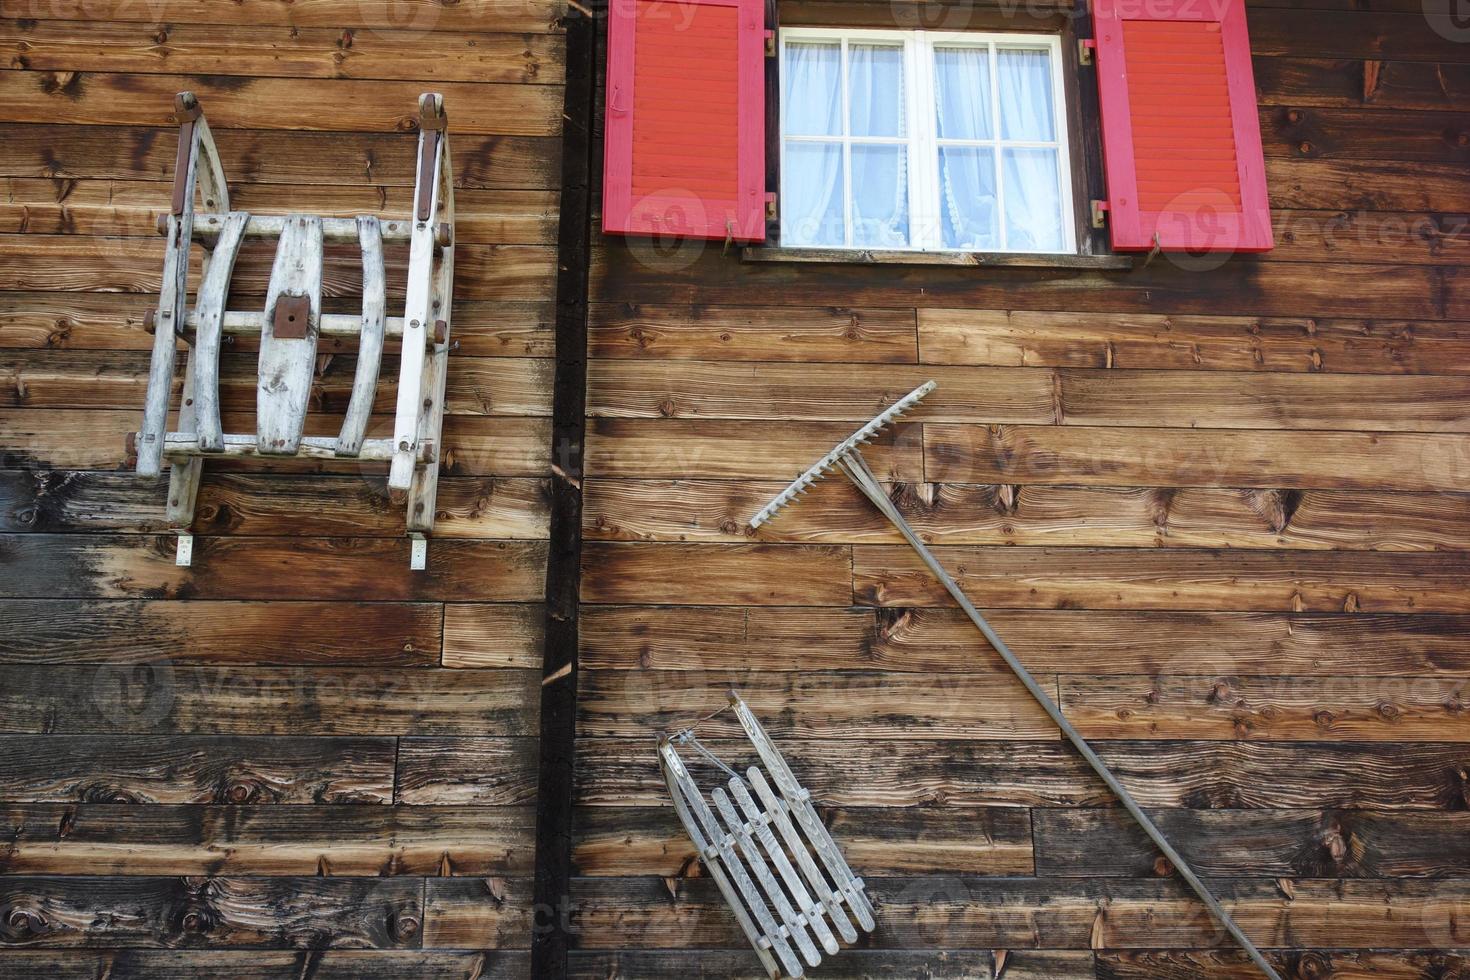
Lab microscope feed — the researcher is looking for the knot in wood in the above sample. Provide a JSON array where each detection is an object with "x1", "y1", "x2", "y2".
[
  {"x1": 223, "y1": 781, "x2": 257, "y2": 804},
  {"x1": 5, "y1": 907, "x2": 45, "y2": 936},
  {"x1": 179, "y1": 908, "x2": 215, "y2": 934},
  {"x1": 390, "y1": 910, "x2": 421, "y2": 942}
]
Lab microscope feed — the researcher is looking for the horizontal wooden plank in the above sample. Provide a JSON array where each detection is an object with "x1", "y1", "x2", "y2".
[
  {"x1": 0, "y1": 20, "x2": 565, "y2": 84},
  {"x1": 573, "y1": 805, "x2": 1034, "y2": 876},
  {"x1": 585, "y1": 419, "x2": 923, "y2": 479},
  {"x1": 0, "y1": 665, "x2": 539, "y2": 735},
  {"x1": 1248, "y1": 8, "x2": 1470, "y2": 63},
  {"x1": 588, "y1": 360, "x2": 1056, "y2": 422},
  {"x1": 854, "y1": 544, "x2": 1470, "y2": 613},
  {"x1": 1267, "y1": 157, "x2": 1470, "y2": 212},
  {"x1": 575, "y1": 738, "x2": 1470, "y2": 809},
  {"x1": 0, "y1": 69, "x2": 561, "y2": 135},
  {"x1": 0, "y1": 234, "x2": 556, "y2": 299},
  {"x1": 1, "y1": 410, "x2": 548, "y2": 475},
  {"x1": 0, "y1": 734, "x2": 395, "y2": 803},
  {"x1": 0, "y1": 0, "x2": 567, "y2": 32},
  {"x1": 584, "y1": 480, "x2": 1470, "y2": 551},
  {"x1": 395, "y1": 737, "x2": 539, "y2": 805},
  {"x1": 422, "y1": 877, "x2": 535, "y2": 949},
  {"x1": 592, "y1": 246, "x2": 1444, "y2": 319},
  {"x1": 1035, "y1": 808, "x2": 1470, "y2": 878},
  {"x1": 442, "y1": 602, "x2": 543, "y2": 668},
  {"x1": 0, "y1": 875, "x2": 424, "y2": 948},
  {"x1": 0, "y1": 293, "x2": 554, "y2": 356},
  {"x1": 0, "y1": 951, "x2": 531, "y2": 980},
  {"x1": 588, "y1": 302, "x2": 917, "y2": 363},
  {"x1": 570, "y1": 950, "x2": 1094, "y2": 980},
  {"x1": 0, "y1": 534, "x2": 547, "y2": 600},
  {"x1": 1097, "y1": 949, "x2": 1470, "y2": 979},
  {"x1": 1256, "y1": 56, "x2": 1470, "y2": 111},
  {"x1": 0, "y1": 177, "x2": 560, "y2": 244},
  {"x1": 559, "y1": 876, "x2": 1470, "y2": 949},
  {"x1": 579, "y1": 669, "x2": 1058, "y2": 740},
  {"x1": 0, "y1": 124, "x2": 560, "y2": 188},
  {"x1": 1062, "y1": 674, "x2": 1470, "y2": 741},
  {"x1": 581, "y1": 606, "x2": 1470, "y2": 676},
  {"x1": 2, "y1": 350, "x2": 554, "y2": 416},
  {"x1": 0, "y1": 804, "x2": 534, "y2": 875},
  {"x1": 917, "y1": 308, "x2": 1470, "y2": 375},
  {"x1": 1260, "y1": 106, "x2": 1470, "y2": 164},
  {"x1": 0, "y1": 599, "x2": 441, "y2": 665},
  {"x1": 580, "y1": 542, "x2": 851, "y2": 605},
  {"x1": 924, "y1": 424, "x2": 1470, "y2": 492}
]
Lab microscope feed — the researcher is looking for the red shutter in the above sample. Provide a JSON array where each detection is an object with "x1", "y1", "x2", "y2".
[
  {"x1": 1093, "y1": 0, "x2": 1272, "y2": 252},
  {"x1": 603, "y1": 0, "x2": 766, "y2": 243}
]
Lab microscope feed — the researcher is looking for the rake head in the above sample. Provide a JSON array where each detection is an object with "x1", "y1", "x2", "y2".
[{"x1": 749, "y1": 381, "x2": 936, "y2": 529}]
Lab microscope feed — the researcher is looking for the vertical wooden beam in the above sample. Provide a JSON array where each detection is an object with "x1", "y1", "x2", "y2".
[{"x1": 531, "y1": 1, "x2": 595, "y2": 976}]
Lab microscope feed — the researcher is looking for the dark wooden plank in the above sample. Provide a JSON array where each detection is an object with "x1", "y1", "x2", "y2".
[
  {"x1": 1259, "y1": 106, "x2": 1470, "y2": 163},
  {"x1": 0, "y1": 0, "x2": 565, "y2": 32},
  {"x1": 578, "y1": 668, "x2": 1058, "y2": 740},
  {"x1": 581, "y1": 606, "x2": 1470, "y2": 676},
  {"x1": 0, "y1": 665, "x2": 539, "y2": 735},
  {"x1": 0, "y1": 735, "x2": 394, "y2": 804},
  {"x1": 0, "y1": 875, "x2": 424, "y2": 948},
  {"x1": 0, "y1": 951, "x2": 531, "y2": 980},
  {"x1": 924, "y1": 423, "x2": 1470, "y2": 492},
  {"x1": 580, "y1": 542, "x2": 852, "y2": 606},
  {"x1": 0, "y1": 599, "x2": 441, "y2": 665},
  {"x1": 571, "y1": 950, "x2": 1097, "y2": 979},
  {"x1": 1268, "y1": 157, "x2": 1470, "y2": 212},
  {"x1": 543, "y1": 876, "x2": 1470, "y2": 949},
  {"x1": 1, "y1": 410, "x2": 549, "y2": 475},
  {"x1": 1256, "y1": 56, "x2": 1470, "y2": 111},
  {"x1": 917, "y1": 309, "x2": 1470, "y2": 376},
  {"x1": 395, "y1": 737, "x2": 540, "y2": 805},
  {"x1": 1, "y1": 471, "x2": 550, "y2": 538},
  {"x1": 585, "y1": 419, "x2": 924, "y2": 480},
  {"x1": 1098, "y1": 949, "x2": 1470, "y2": 979},
  {"x1": 742, "y1": 246, "x2": 1132, "y2": 269},
  {"x1": 0, "y1": 804, "x2": 534, "y2": 875},
  {"x1": 588, "y1": 302, "x2": 918, "y2": 363},
  {"x1": 1248, "y1": 8, "x2": 1470, "y2": 63},
  {"x1": 1061, "y1": 674, "x2": 1470, "y2": 741},
  {"x1": 0, "y1": 534, "x2": 547, "y2": 600},
  {"x1": 584, "y1": 480, "x2": 1470, "y2": 552},
  {"x1": 0, "y1": 69, "x2": 561, "y2": 135},
  {"x1": 0, "y1": 124, "x2": 560, "y2": 189},
  {"x1": 0, "y1": 20, "x2": 566, "y2": 84},
  {"x1": 573, "y1": 805, "x2": 1034, "y2": 876},
  {"x1": 442, "y1": 603, "x2": 544, "y2": 668},
  {"x1": 854, "y1": 544, "x2": 1470, "y2": 613},
  {"x1": 423, "y1": 877, "x2": 535, "y2": 949},
  {"x1": 574, "y1": 738, "x2": 1470, "y2": 809},
  {"x1": 1035, "y1": 808, "x2": 1470, "y2": 878}
]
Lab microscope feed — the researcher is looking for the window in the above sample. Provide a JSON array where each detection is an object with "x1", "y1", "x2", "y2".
[{"x1": 779, "y1": 29, "x2": 1075, "y2": 254}]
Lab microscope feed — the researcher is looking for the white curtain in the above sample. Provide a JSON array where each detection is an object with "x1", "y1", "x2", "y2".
[
  {"x1": 848, "y1": 44, "x2": 908, "y2": 248},
  {"x1": 781, "y1": 42, "x2": 843, "y2": 245},
  {"x1": 998, "y1": 48, "x2": 1062, "y2": 251},
  {"x1": 935, "y1": 46, "x2": 997, "y2": 249}
]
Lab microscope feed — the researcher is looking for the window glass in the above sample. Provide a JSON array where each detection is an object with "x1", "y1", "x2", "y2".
[
  {"x1": 938, "y1": 146, "x2": 999, "y2": 250},
  {"x1": 848, "y1": 44, "x2": 905, "y2": 137},
  {"x1": 782, "y1": 142, "x2": 845, "y2": 246},
  {"x1": 933, "y1": 46, "x2": 992, "y2": 141},
  {"x1": 852, "y1": 144, "x2": 909, "y2": 247},
  {"x1": 783, "y1": 42, "x2": 841, "y2": 136},
  {"x1": 998, "y1": 47, "x2": 1055, "y2": 141}
]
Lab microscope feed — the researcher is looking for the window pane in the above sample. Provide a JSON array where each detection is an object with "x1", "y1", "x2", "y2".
[
  {"x1": 851, "y1": 144, "x2": 909, "y2": 247},
  {"x1": 938, "y1": 146, "x2": 999, "y2": 250},
  {"x1": 934, "y1": 46, "x2": 992, "y2": 141},
  {"x1": 997, "y1": 48, "x2": 1055, "y2": 141},
  {"x1": 849, "y1": 44, "x2": 905, "y2": 137},
  {"x1": 783, "y1": 42, "x2": 841, "y2": 136},
  {"x1": 1003, "y1": 147, "x2": 1063, "y2": 251},
  {"x1": 782, "y1": 141, "x2": 845, "y2": 246}
]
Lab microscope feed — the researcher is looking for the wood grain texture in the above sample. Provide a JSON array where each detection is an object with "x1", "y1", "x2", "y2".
[
  {"x1": 579, "y1": 543, "x2": 852, "y2": 605},
  {"x1": 0, "y1": 875, "x2": 425, "y2": 948},
  {"x1": 0, "y1": 951, "x2": 531, "y2": 980},
  {"x1": 584, "y1": 479, "x2": 1470, "y2": 551},
  {"x1": 853, "y1": 544, "x2": 1470, "y2": 612},
  {"x1": 1096, "y1": 949, "x2": 1470, "y2": 979},
  {"x1": 570, "y1": 950, "x2": 1096, "y2": 979},
  {"x1": 421, "y1": 877, "x2": 535, "y2": 948},
  {"x1": 395, "y1": 738, "x2": 540, "y2": 806},
  {"x1": 1034, "y1": 808, "x2": 1470, "y2": 878},
  {"x1": 442, "y1": 603, "x2": 544, "y2": 668},
  {"x1": 0, "y1": 0, "x2": 567, "y2": 32},
  {"x1": 0, "y1": 804, "x2": 535, "y2": 875},
  {"x1": 589, "y1": 303, "x2": 918, "y2": 362},
  {"x1": 0, "y1": 735, "x2": 396, "y2": 804}
]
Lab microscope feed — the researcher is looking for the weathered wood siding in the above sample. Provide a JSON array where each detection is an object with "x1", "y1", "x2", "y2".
[
  {"x1": 574, "y1": 0, "x2": 1470, "y2": 976},
  {"x1": 0, "y1": 0, "x2": 562, "y2": 972}
]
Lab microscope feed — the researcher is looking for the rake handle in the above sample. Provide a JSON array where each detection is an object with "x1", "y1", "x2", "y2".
[{"x1": 834, "y1": 451, "x2": 1284, "y2": 980}]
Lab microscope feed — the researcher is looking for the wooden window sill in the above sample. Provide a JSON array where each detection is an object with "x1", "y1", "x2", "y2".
[{"x1": 740, "y1": 246, "x2": 1133, "y2": 270}]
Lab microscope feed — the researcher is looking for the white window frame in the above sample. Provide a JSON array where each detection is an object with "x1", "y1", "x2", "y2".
[{"x1": 779, "y1": 27, "x2": 1077, "y2": 254}]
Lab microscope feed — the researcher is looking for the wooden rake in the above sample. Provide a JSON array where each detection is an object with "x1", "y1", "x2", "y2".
[
  {"x1": 659, "y1": 693, "x2": 876, "y2": 979},
  {"x1": 750, "y1": 381, "x2": 1284, "y2": 980}
]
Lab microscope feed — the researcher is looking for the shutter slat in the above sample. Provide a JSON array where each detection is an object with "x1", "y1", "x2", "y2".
[
  {"x1": 603, "y1": 0, "x2": 766, "y2": 243},
  {"x1": 1094, "y1": 0, "x2": 1273, "y2": 253}
]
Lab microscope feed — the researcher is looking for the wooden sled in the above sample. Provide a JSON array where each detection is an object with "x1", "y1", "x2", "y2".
[
  {"x1": 129, "y1": 91, "x2": 455, "y2": 569},
  {"x1": 658, "y1": 693, "x2": 876, "y2": 979}
]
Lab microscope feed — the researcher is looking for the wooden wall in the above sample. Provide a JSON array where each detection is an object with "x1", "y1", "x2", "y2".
[
  {"x1": 573, "y1": 0, "x2": 1470, "y2": 976},
  {"x1": 0, "y1": 0, "x2": 563, "y2": 974}
]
